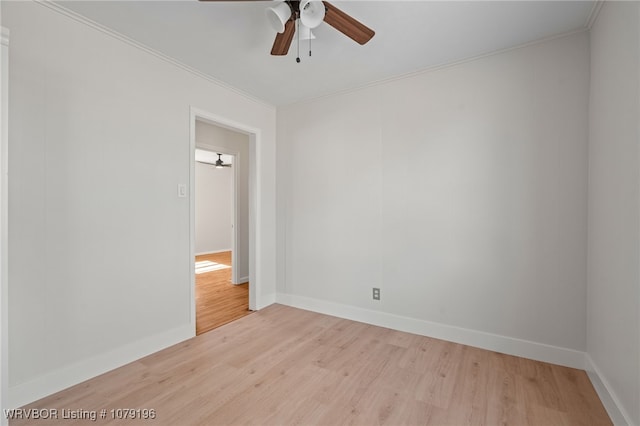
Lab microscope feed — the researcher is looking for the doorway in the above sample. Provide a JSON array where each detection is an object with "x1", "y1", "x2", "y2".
[
  {"x1": 190, "y1": 108, "x2": 257, "y2": 335},
  {"x1": 194, "y1": 147, "x2": 250, "y2": 334},
  {"x1": 195, "y1": 148, "x2": 238, "y2": 283}
]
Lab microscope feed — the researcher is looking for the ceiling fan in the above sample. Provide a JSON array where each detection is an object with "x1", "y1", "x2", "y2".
[
  {"x1": 197, "y1": 153, "x2": 232, "y2": 168},
  {"x1": 199, "y1": 0, "x2": 375, "y2": 59}
]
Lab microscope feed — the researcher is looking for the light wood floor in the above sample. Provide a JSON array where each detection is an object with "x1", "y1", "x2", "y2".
[
  {"x1": 14, "y1": 304, "x2": 611, "y2": 426},
  {"x1": 196, "y1": 251, "x2": 251, "y2": 335}
]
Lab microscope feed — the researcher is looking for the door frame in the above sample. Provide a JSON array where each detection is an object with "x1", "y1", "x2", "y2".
[
  {"x1": 189, "y1": 107, "x2": 259, "y2": 333},
  {"x1": 194, "y1": 144, "x2": 240, "y2": 284}
]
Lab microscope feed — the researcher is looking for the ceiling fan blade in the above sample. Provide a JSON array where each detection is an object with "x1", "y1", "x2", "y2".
[
  {"x1": 198, "y1": 0, "x2": 268, "y2": 2},
  {"x1": 271, "y1": 18, "x2": 295, "y2": 56},
  {"x1": 322, "y1": 1, "x2": 374, "y2": 45},
  {"x1": 196, "y1": 160, "x2": 216, "y2": 166}
]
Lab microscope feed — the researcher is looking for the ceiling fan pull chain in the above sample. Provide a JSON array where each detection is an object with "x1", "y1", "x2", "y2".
[{"x1": 309, "y1": 26, "x2": 312, "y2": 57}]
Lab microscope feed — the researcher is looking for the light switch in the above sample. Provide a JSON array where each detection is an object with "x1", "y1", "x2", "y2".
[{"x1": 177, "y1": 184, "x2": 187, "y2": 198}]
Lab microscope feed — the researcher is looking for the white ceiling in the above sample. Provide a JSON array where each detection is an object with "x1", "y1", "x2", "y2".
[{"x1": 56, "y1": 0, "x2": 596, "y2": 106}]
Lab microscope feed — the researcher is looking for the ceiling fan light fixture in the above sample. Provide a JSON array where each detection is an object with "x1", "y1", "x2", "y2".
[
  {"x1": 266, "y1": 2, "x2": 292, "y2": 34},
  {"x1": 299, "y1": 0, "x2": 326, "y2": 29}
]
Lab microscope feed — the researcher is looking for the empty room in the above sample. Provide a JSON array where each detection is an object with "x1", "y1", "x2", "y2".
[{"x1": 0, "y1": 0, "x2": 638, "y2": 425}]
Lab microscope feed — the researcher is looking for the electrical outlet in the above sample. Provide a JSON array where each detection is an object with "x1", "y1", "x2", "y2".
[{"x1": 372, "y1": 288, "x2": 380, "y2": 301}]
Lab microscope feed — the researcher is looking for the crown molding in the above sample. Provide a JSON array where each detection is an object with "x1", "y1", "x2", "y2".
[
  {"x1": 33, "y1": 1, "x2": 275, "y2": 110},
  {"x1": 282, "y1": 27, "x2": 589, "y2": 109},
  {"x1": 586, "y1": 0, "x2": 604, "y2": 29}
]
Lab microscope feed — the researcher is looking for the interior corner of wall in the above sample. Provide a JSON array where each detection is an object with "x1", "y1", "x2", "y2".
[{"x1": 584, "y1": 354, "x2": 636, "y2": 426}]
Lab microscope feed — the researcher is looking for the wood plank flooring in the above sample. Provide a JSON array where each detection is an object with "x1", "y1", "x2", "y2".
[
  {"x1": 13, "y1": 304, "x2": 611, "y2": 426},
  {"x1": 195, "y1": 252, "x2": 251, "y2": 335}
]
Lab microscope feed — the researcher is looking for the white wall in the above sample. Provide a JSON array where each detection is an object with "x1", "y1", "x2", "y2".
[
  {"x1": 195, "y1": 161, "x2": 233, "y2": 255},
  {"x1": 196, "y1": 121, "x2": 250, "y2": 281},
  {"x1": 3, "y1": 1, "x2": 276, "y2": 407},
  {"x1": 587, "y1": 2, "x2": 640, "y2": 425},
  {"x1": 278, "y1": 32, "x2": 589, "y2": 360}
]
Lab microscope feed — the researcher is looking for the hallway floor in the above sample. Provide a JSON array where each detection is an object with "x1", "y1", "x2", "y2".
[{"x1": 196, "y1": 251, "x2": 251, "y2": 335}]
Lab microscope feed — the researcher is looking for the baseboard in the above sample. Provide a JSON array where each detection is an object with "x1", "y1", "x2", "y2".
[
  {"x1": 256, "y1": 293, "x2": 277, "y2": 310},
  {"x1": 195, "y1": 249, "x2": 231, "y2": 256},
  {"x1": 8, "y1": 324, "x2": 193, "y2": 409},
  {"x1": 585, "y1": 354, "x2": 635, "y2": 426},
  {"x1": 276, "y1": 293, "x2": 585, "y2": 369},
  {"x1": 235, "y1": 276, "x2": 249, "y2": 284}
]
